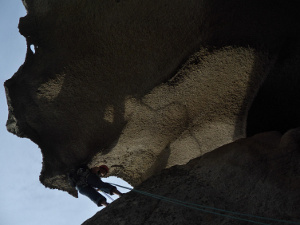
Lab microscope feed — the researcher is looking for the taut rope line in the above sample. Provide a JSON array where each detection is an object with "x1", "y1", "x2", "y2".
[{"x1": 109, "y1": 183, "x2": 300, "y2": 225}]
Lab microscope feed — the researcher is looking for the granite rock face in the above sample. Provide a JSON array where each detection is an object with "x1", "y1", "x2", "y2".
[
  {"x1": 4, "y1": 0, "x2": 300, "y2": 198},
  {"x1": 83, "y1": 128, "x2": 300, "y2": 225}
]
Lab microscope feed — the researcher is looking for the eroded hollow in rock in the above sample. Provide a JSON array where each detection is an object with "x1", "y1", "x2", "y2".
[{"x1": 4, "y1": 0, "x2": 300, "y2": 197}]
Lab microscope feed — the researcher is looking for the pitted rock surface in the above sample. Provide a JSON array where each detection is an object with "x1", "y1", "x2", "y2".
[
  {"x1": 83, "y1": 129, "x2": 300, "y2": 225},
  {"x1": 4, "y1": 0, "x2": 300, "y2": 199}
]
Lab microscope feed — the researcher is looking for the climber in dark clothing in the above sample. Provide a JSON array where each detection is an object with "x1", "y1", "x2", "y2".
[{"x1": 68, "y1": 165, "x2": 123, "y2": 207}]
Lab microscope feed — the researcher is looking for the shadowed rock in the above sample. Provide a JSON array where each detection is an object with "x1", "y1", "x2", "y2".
[
  {"x1": 4, "y1": 0, "x2": 300, "y2": 197},
  {"x1": 83, "y1": 128, "x2": 300, "y2": 225}
]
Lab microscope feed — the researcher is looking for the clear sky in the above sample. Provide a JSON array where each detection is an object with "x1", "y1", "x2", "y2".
[{"x1": 0, "y1": 1, "x2": 130, "y2": 225}]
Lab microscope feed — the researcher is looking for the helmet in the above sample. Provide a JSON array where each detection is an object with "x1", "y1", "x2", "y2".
[{"x1": 99, "y1": 165, "x2": 109, "y2": 174}]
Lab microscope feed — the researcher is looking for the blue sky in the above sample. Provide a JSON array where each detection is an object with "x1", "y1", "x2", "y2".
[{"x1": 0, "y1": 2, "x2": 130, "y2": 225}]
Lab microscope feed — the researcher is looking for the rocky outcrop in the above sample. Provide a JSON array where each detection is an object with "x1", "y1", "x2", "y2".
[
  {"x1": 83, "y1": 128, "x2": 300, "y2": 225},
  {"x1": 4, "y1": 0, "x2": 300, "y2": 199}
]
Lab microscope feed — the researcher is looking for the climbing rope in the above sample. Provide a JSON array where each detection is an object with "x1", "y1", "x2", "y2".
[
  {"x1": 109, "y1": 183, "x2": 300, "y2": 225},
  {"x1": 99, "y1": 189, "x2": 114, "y2": 201}
]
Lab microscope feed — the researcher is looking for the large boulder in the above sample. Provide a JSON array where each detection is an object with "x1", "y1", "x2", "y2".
[
  {"x1": 4, "y1": 0, "x2": 300, "y2": 196},
  {"x1": 83, "y1": 128, "x2": 300, "y2": 225}
]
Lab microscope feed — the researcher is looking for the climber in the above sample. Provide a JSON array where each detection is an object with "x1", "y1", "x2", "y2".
[{"x1": 68, "y1": 164, "x2": 123, "y2": 207}]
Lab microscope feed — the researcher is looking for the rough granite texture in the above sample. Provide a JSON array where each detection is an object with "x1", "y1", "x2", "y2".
[
  {"x1": 4, "y1": 0, "x2": 300, "y2": 208},
  {"x1": 83, "y1": 129, "x2": 300, "y2": 225}
]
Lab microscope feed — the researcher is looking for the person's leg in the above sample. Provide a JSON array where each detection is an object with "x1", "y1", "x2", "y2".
[
  {"x1": 87, "y1": 173, "x2": 115, "y2": 194},
  {"x1": 77, "y1": 185, "x2": 108, "y2": 207}
]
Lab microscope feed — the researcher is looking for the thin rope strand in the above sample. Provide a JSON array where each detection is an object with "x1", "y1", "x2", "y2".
[
  {"x1": 109, "y1": 183, "x2": 300, "y2": 225},
  {"x1": 133, "y1": 189, "x2": 269, "y2": 225}
]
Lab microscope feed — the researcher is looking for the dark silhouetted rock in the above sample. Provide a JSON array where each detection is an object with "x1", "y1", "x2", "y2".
[
  {"x1": 83, "y1": 128, "x2": 300, "y2": 225},
  {"x1": 4, "y1": 0, "x2": 300, "y2": 200}
]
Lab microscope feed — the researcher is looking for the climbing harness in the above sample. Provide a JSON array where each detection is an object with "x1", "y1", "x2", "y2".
[{"x1": 109, "y1": 183, "x2": 300, "y2": 225}]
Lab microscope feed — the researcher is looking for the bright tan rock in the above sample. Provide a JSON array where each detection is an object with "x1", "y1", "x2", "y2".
[
  {"x1": 4, "y1": 0, "x2": 300, "y2": 197},
  {"x1": 83, "y1": 128, "x2": 300, "y2": 225}
]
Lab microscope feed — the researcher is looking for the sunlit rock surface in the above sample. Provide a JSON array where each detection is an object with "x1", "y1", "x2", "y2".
[
  {"x1": 4, "y1": 0, "x2": 300, "y2": 199},
  {"x1": 83, "y1": 128, "x2": 300, "y2": 225}
]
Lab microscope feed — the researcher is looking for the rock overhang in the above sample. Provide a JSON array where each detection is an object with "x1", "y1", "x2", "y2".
[{"x1": 4, "y1": 0, "x2": 300, "y2": 197}]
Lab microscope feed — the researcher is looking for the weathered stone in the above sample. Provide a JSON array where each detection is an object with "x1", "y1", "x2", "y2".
[
  {"x1": 4, "y1": 0, "x2": 300, "y2": 198},
  {"x1": 83, "y1": 128, "x2": 300, "y2": 225}
]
